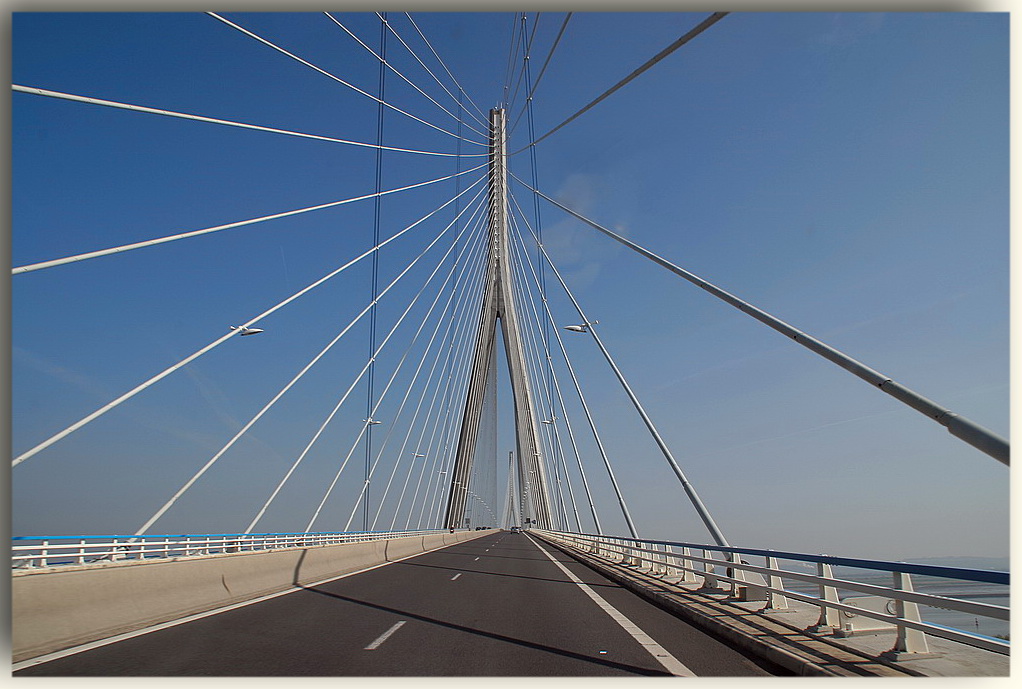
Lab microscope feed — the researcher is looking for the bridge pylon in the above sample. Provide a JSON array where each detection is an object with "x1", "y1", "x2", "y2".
[{"x1": 444, "y1": 108, "x2": 554, "y2": 530}]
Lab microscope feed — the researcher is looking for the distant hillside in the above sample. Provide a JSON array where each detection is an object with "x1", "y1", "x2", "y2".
[{"x1": 907, "y1": 556, "x2": 1009, "y2": 571}]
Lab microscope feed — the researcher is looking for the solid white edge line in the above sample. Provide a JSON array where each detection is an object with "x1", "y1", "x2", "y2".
[
  {"x1": 364, "y1": 621, "x2": 407, "y2": 650},
  {"x1": 528, "y1": 534, "x2": 697, "y2": 677},
  {"x1": 11, "y1": 539, "x2": 462, "y2": 672}
]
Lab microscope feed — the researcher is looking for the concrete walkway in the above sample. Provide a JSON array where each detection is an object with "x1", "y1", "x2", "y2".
[{"x1": 538, "y1": 534, "x2": 1008, "y2": 677}]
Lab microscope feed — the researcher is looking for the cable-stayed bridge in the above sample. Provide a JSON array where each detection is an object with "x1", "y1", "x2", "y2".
[{"x1": 10, "y1": 11, "x2": 1009, "y2": 677}]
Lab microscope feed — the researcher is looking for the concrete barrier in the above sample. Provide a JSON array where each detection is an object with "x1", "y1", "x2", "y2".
[{"x1": 12, "y1": 530, "x2": 493, "y2": 663}]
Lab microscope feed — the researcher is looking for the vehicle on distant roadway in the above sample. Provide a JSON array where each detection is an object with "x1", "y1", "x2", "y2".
[{"x1": 510, "y1": 526, "x2": 522, "y2": 533}]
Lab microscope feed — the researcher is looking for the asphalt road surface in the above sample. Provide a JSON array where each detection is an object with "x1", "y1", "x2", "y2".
[{"x1": 15, "y1": 531, "x2": 791, "y2": 676}]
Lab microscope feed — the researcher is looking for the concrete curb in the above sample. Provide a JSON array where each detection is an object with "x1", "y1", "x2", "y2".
[{"x1": 13, "y1": 530, "x2": 492, "y2": 663}]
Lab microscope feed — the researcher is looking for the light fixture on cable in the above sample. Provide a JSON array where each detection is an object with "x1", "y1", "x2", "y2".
[{"x1": 563, "y1": 320, "x2": 598, "y2": 333}]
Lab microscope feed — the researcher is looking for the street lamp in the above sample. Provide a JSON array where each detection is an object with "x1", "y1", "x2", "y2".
[{"x1": 564, "y1": 320, "x2": 598, "y2": 333}]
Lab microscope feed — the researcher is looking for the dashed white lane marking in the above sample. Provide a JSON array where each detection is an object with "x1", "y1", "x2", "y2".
[
  {"x1": 451, "y1": 573, "x2": 462, "y2": 581},
  {"x1": 529, "y1": 536, "x2": 696, "y2": 677},
  {"x1": 364, "y1": 621, "x2": 406, "y2": 650},
  {"x1": 474, "y1": 557, "x2": 480, "y2": 561}
]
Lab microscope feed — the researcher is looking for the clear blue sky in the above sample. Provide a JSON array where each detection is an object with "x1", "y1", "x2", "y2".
[{"x1": 11, "y1": 11, "x2": 1009, "y2": 561}]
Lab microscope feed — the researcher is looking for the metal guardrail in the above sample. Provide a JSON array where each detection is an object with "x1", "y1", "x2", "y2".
[
  {"x1": 11, "y1": 529, "x2": 461, "y2": 570},
  {"x1": 535, "y1": 529, "x2": 1009, "y2": 656}
]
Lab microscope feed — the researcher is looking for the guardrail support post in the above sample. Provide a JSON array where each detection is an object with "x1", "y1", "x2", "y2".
[
  {"x1": 882, "y1": 572, "x2": 936, "y2": 660},
  {"x1": 761, "y1": 556, "x2": 792, "y2": 612},
  {"x1": 807, "y1": 560, "x2": 840, "y2": 634},
  {"x1": 699, "y1": 549, "x2": 722, "y2": 590}
]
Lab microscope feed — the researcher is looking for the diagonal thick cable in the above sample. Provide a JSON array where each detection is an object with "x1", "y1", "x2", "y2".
[
  {"x1": 343, "y1": 215, "x2": 490, "y2": 531},
  {"x1": 246, "y1": 190, "x2": 488, "y2": 534},
  {"x1": 141, "y1": 186, "x2": 488, "y2": 537},
  {"x1": 511, "y1": 12, "x2": 727, "y2": 155},
  {"x1": 368, "y1": 220, "x2": 489, "y2": 529},
  {"x1": 517, "y1": 174, "x2": 1010, "y2": 467},
  {"x1": 12, "y1": 173, "x2": 486, "y2": 469},
  {"x1": 403, "y1": 12, "x2": 490, "y2": 123},
  {"x1": 524, "y1": 216, "x2": 731, "y2": 547},
  {"x1": 326, "y1": 13, "x2": 489, "y2": 140},
  {"x1": 11, "y1": 85, "x2": 485, "y2": 162},
  {"x1": 208, "y1": 12, "x2": 487, "y2": 147},
  {"x1": 303, "y1": 195, "x2": 489, "y2": 534},
  {"x1": 12, "y1": 160, "x2": 487, "y2": 275}
]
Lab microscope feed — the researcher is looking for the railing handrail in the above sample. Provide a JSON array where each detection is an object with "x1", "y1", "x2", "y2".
[
  {"x1": 11, "y1": 529, "x2": 471, "y2": 570},
  {"x1": 548, "y1": 530, "x2": 1009, "y2": 585},
  {"x1": 535, "y1": 529, "x2": 1008, "y2": 656}
]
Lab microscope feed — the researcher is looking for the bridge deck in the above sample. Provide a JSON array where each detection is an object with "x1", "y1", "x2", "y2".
[{"x1": 15, "y1": 531, "x2": 787, "y2": 676}]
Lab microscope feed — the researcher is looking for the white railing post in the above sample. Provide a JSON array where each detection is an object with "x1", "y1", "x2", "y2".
[
  {"x1": 679, "y1": 547, "x2": 696, "y2": 583},
  {"x1": 700, "y1": 548, "x2": 721, "y2": 589},
  {"x1": 77, "y1": 540, "x2": 86, "y2": 565},
  {"x1": 883, "y1": 571, "x2": 933, "y2": 659},
  {"x1": 40, "y1": 540, "x2": 49, "y2": 568},
  {"x1": 808, "y1": 560, "x2": 840, "y2": 633},
  {"x1": 762, "y1": 556, "x2": 791, "y2": 611}
]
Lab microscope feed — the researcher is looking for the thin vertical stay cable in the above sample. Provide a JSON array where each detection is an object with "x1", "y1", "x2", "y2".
[
  {"x1": 508, "y1": 12, "x2": 572, "y2": 137},
  {"x1": 512, "y1": 12, "x2": 728, "y2": 154},
  {"x1": 367, "y1": 219, "x2": 489, "y2": 530},
  {"x1": 363, "y1": 13, "x2": 388, "y2": 531},
  {"x1": 139, "y1": 186, "x2": 488, "y2": 538},
  {"x1": 506, "y1": 213, "x2": 581, "y2": 531},
  {"x1": 247, "y1": 202, "x2": 486, "y2": 535},
  {"x1": 206, "y1": 12, "x2": 487, "y2": 147},
  {"x1": 402, "y1": 12, "x2": 490, "y2": 123},
  {"x1": 303, "y1": 193, "x2": 488, "y2": 534},
  {"x1": 386, "y1": 241, "x2": 487, "y2": 531},
  {"x1": 325, "y1": 13, "x2": 489, "y2": 141}
]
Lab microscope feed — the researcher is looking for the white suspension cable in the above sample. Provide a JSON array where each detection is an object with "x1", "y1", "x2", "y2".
[
  {"x1": 517, "y1": 173, "x2": 1010, "y2": 467},
  {"x1": 506, "y1": 214, "x2": 580, "y2": 530},
  {"x1": 508, "y1": 12, "x2": 572, "y2": 137},
  {"x1": 369, "y1": 221, "x2": 489, "y2": 529},
  {"x1": 12, "y1": 161, "x2": 487, "y2": 275},
  {"x1": 327, "y1": 12, "x2": 490, "y2": 141},
  {"x1": 303, "y1": 193, "x2": 489, "y2": 534},
  {"x1": 400, "y1": 261, "x2": 486, "y2": 530},
  {"x1": 506, "y1": 192, "x2": 617, "y2": 534},
  {"x1": 207, "y1": 12, "x2": 487, "y2": 148},
  {"x1": 140, "y1": 188, "x2": 485, "y2": 537},
  {"x1": 341, "y1": 202, "x2": 491, "y2": 531},
  {"x1": 403, "y1": 12, "x2": 490, "y2": 123},
  {"x1": 512, "y1": 12, "x2": 728, "y2": 155},
  {"x1": 11, "y1": 85, "x2": 486, "y2": 163},
  {"x1": 520, "y1": 207, "x2": 731, "y2": 547},
  {"x1": 377, "y1": 231, "x2": 489, "y2": 530},
  {"x1": 11, "y1": 172, "x2": 486, "y2": 469},
  {"x1": 246, "y1": 190, "x2": 488, "y2": 533}
]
